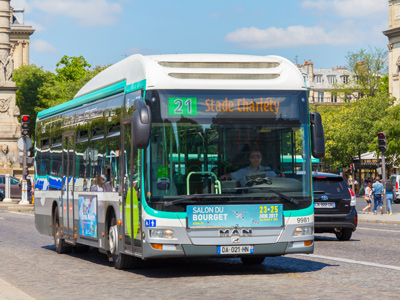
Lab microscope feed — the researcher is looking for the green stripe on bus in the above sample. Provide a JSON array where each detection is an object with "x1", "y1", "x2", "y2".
[
  {"x1": 142, "y1": 200, "x2": 313, "y2": 220},
  {"x1": 143, "y1": 201, "x2": 186, "y2": 219},
  {"x1": 125, "y1": 79, "x2": 147, "y2": 93},
  {"x1": 37, "y1": 80, "x2": 127, "y2": 120},
  {"x1": 284, "y1": 205, "x2": 314, "y2": 217}
]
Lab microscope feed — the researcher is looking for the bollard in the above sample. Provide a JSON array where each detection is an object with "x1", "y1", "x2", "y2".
[
  {"x1": 3, "y1": 174, "x2": 12, "y2": 202},
  {"x1": 19, "y1": 180, "x2": 30, "y2": 205}
]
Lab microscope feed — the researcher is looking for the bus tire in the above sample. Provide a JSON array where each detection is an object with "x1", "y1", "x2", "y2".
[
  {"x1": 240, "y1": 256, "x2": 265, "y2": 265},
  {"x1": 108, "y1": 216, "x2": 130, "y2": 269},
  {"x1": 53, "y1": 208, "x2": 71, "y2": 254},
  {"x1": 335, "y1": 228, "x2": 352, "y2": 241}
]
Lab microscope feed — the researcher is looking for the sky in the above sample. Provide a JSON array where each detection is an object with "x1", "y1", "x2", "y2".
[{"x1": 12, "y1": 0, "x2": 389, "y2": 72}]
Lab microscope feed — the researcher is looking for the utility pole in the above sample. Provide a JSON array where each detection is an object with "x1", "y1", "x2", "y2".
[
  {"x1": 378, "y1": 132, "x2": 387, "y2": 214},
  {"x1": 18, "y1": 115, "x2": 31, "y2": 205}
]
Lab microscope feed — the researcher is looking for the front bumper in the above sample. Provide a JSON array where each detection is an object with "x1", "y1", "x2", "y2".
[{"x1": 142, "y1": 241, "x2": 314, "y2": 259}]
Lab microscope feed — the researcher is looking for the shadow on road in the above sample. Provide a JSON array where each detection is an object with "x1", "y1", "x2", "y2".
[
  {"x1": 42, "y1": 244, "x2": 337, "y2": 278},
  {"x1": 314, "y1": 235, "x2": 360, "y2": 242}
]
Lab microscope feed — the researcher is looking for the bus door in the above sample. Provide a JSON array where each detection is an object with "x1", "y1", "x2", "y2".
[
  {"x1": 122, "y1": 121, "x2": 142, "y2": 254},
  {"x1": 62, "y1": 133, "x2": 75, "y2": 238}
]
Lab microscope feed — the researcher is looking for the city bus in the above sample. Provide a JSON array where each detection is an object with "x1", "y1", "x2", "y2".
[{"x1": 34, "y1": 54, "x2": 325, "y2": 269}]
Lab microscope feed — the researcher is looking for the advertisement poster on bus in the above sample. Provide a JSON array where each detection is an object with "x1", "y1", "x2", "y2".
[
  {"x1": 79, "y1": 195, "x2": 98, "y2": 238},
  {"x1": 187, "y1": 204, "x2": 283, "y2": 228}
]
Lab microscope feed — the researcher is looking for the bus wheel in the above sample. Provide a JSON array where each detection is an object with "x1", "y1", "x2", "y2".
[
  {"x1": 109, "y1": 216, "x2": 131, "y2": 270},
  {"x1": 240, "y1": 256, "x2": 265, "y2": 265},
  {"x1": 53, "y1": 209, "x2": 71, "y2": 254}
]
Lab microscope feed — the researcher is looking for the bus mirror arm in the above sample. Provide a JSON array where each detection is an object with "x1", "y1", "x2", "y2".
[
  {"x1": 132, "y1": 100, "x2": 152, "y2": 149},
  {"x1": 310, "y1": 112, "x2": 325, "y2": 159}
]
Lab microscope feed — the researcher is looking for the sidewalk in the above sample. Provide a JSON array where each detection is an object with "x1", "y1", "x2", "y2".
[
  {"x1": 356, "y1": 196, "x2": 400, "y2": 225},
  {"x1": 0, "y1": 278, "x2": 36, "y2": 300},
  {"x1": 0, "y1": 199, "x2": 34, "y2": 212}
]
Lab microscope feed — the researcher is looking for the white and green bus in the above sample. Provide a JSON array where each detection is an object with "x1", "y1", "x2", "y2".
[{"x1": 34, "y1": 54, "x2": 325, "y2": 269}]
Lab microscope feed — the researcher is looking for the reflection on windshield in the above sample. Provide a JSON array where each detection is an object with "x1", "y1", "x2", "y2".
[{"x1": 145, "y1": 90, "x2": 312, "y2": 202}]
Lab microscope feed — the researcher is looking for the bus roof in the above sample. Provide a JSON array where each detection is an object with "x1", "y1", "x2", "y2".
[{"x1": 37, "y1": 54, "x2": 306, "y2": 120}]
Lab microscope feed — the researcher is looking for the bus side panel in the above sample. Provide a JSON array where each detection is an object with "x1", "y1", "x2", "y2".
[
  {"x1": 34, "y1": 190, "x2": 59, "y2": 237},
  {"x1": 73, "y1": 194, "x2": 122, "y2": 251}
]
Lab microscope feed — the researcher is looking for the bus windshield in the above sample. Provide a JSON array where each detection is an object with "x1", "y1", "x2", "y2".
[{"x1": 145, "y1": 90, "x2": 312, "y2": 207}]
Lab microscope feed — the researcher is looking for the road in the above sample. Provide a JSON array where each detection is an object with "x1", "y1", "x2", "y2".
[{"x1": 0, "y1": 209, "x2": 400, "y2": 300}]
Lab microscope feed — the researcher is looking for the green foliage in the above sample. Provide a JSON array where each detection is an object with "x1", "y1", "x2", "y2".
[
  {"x1": 13, "y1": 64, "x2": 55, "y2": 130},
  {"x1": 13, "y1": 56, "x2": 106, "y2": 138},
  {"x1": 345, "y1": 47, "x2": 388, "y2": 97},
  {"x1": 318, "y1": 91, "x2": 395, "y2": 169},
  {"x1": 56, "y1": 55, "x2": 91, "y2": 82}
]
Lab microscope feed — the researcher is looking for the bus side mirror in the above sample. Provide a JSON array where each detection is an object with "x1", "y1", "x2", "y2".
[
  {"x1": 310, "y1": 112, "x2": 325, "y2": 158},
  {"x1": 132, "y1": 100, "x2": 151, "y2": 149}
]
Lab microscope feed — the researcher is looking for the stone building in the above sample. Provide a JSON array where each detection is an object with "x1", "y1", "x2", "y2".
[
  {"x1": 0, "y1": 1, "x2": 34, "y2": 174},
  {"x1": 383, "y1": 0, "x2": 400, "y2": 100},
  {"x1": 298, "y1": 61, "x2": 360, "y2": 105},
  {"x1": 10, "y1": 8, "x2": 34, "y2": 69}
]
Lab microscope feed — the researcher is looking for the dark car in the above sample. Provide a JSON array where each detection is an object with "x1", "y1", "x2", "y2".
[
  {"x1": 313, "y1": 172, "x2": 357, "y2": 241},
  {"x1": 0, "y1": 188, "x2": 4, "y2": 201},
  {"x1": 0, "y1": 175, "x2": 21, "y2": 199}
]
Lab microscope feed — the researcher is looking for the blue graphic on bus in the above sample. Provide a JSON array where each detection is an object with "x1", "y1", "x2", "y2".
[
  {"x1": 79, "y1": 195, "x2": 98, "y2": 238},
  {"x1": 187, "y1": 204, "x2": 283, "y2": 228},
  {"x1": 145, "y1": 219, "x2": 157, "y2": 227}
]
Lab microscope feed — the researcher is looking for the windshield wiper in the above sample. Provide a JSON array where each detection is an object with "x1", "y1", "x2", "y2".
[
  {"x1": 234, "y1": 186, "x2": 299, "y2": 205},
  {"x1": 313, "y1": 190, "x2": 325, "y2": 194},
  {"x1": 164, "y1": 194, "x2": 229, "y2": 207}
]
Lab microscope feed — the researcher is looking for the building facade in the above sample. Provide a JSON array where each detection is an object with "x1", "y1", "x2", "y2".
[
  {"x1": 10, "y1": 8, "x2": 34, "y2": 69},
  {"x1": 299, "y1": 61, "x2": 360, "y2": 105},
  {"x1": 384, "y1": 0, "x2": 400, "y2": 100}
]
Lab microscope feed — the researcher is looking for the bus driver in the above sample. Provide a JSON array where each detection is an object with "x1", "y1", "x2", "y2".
[{"x1": 219, "y1": 150, "x2": 283, "y2": 187}]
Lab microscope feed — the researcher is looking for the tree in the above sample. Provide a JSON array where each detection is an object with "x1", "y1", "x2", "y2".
[
  {"x1": 56, "y1": 55, "x2": 91, "y2": 82},
  {"x1": 37, "y1": 65, "x2": 104, "y2": 110},
  {"x1": 12, "y1": 64, "x2": 55, "y2": 130},
  {"x1": 317, "y1": 92, "x2": 394, "y2": 171},
  {"x1": 345, "y1": 47, "x2": 388, "y2": 97},
  {"x1": 13, "y1": 56, "x2": 106, "y2": 138}
]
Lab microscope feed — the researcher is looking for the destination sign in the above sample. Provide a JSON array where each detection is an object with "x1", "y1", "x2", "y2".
[{"x1": 168, "y1": 97, "x2": 280, "y2": 116}]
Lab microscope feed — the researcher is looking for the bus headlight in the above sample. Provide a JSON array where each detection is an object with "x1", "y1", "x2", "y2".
[
  {"x1": 293, "y1": 226, "x2": 313, "y2": 237},
  {"x1": 150, "y1": 229, "x2": 175, "y2": 239}
]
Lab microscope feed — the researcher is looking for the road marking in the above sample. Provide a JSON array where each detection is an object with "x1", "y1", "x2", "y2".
[
  {"x1": 296, "y1": 254, "x2": 400, "y2": 271},
  {"x1": 357, "y1": 227, "x2": 400, "y2": 233}
]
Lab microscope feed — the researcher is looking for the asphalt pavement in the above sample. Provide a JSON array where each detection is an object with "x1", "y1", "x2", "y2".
[{"x1": 1, "y1": 196, "x2": 400, "y2": 300}]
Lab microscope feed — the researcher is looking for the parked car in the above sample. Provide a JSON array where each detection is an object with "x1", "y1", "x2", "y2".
[
  {"x1": 389, "y1": 174, "x2": 400, "y2": 203},
  {"x1": 0, "y1": 188, "x2": 4, "y2": 201},
  {"x1": 313, "y1": 172, "x2": 357, "y2": 241},
  {"x1": 0, "y1": 175, "x2": 21, "y2": 199}
]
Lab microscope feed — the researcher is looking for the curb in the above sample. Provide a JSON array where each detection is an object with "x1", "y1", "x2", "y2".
[
  {"x1": 0, "y1": 201, "x2": 34, "y2": 212},
  {"x1": 358, "y1": 216, "x2": 400, "y2": 225}
]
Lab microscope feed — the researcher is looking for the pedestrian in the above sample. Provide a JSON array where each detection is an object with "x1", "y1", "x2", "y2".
[
  {"x1": 383, "y1": 180, "x2": 394, "y2": 215},
  {"x1": 372, "y1": 176, "x2": 384, "y2": 215},
  {"x1": 362, "y1": 180, "x2": 373, "y2": 214},
  {"x1": 354, "y1": 179, "x2": 359, "y2": 194}
]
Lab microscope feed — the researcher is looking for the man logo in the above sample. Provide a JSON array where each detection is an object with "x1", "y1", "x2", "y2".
[
  {"x1": 321, "y1": 195, "x2": 329, "y2": 201},
  {"x1": 219, "y1": 229, "x2": 252, "y2": 237}
]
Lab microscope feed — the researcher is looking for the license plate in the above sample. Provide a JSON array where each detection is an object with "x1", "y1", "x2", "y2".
[
  {"x1": 217, "y1": 245, "x2": 254, "y2": 255},
  {"x1": 315, "y1": 202, "x2": 335, "y2": 208}
]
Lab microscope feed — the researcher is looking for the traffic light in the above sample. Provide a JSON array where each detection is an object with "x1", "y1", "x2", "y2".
[
  {"x1": 21, "y1": 115, "x2": 30, "y2": 137},
  {"x1": 378, "y1": 132, "x2": 387, "y2": 152}
]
